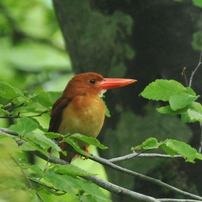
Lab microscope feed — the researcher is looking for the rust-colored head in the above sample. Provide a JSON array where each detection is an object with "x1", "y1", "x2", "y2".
[{"x1": 63, "y1": 72, "x2": 136, "y2": 97}]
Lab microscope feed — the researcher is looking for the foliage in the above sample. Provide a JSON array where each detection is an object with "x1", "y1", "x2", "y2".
[
  {"x1": 0, "y1": 136, "x2": 109, "y2": 202},
  {"x1": 133, "y1": 138, "x2": 202, "y2": 163},
  {"x1": 141, "y1": 79, "x2": 202, "y2": 123},
  {"x1": 0, "y1": 81, "x2": 109, "y2": 201},
  {"x1": 0, "y1": 0, "x2": 71, "y2": 93},
  {"x1": 137, "y1": 79, "x2": 202, "y2": 164}
]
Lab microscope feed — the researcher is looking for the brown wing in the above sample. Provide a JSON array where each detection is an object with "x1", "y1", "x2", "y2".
[{"x1": 48, "y1": 97, "x2": 71, "y2": 132}]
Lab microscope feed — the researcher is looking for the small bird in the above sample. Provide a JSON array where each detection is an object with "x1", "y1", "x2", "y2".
[{"x1": 48, "y1": 72, "x2": 136, "y2": 163}]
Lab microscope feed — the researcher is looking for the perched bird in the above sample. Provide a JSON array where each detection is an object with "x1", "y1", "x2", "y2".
[{"x1": 48, "y1": 72, "x2": 136, "y2": 163}]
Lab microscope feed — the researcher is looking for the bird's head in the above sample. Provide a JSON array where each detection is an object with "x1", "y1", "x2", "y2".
[{"x1": 63, "y1": 72, "x2": 136, "y2": 97}]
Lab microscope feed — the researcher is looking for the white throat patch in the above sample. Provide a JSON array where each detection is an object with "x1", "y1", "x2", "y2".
[{"x1": 98, "y1": 89, "x2": 107, "y2": 97}]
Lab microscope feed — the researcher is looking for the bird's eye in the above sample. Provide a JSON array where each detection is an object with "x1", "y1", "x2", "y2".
[{"x1": 90, "y1": 79, "x2": 96, "y2": 84}]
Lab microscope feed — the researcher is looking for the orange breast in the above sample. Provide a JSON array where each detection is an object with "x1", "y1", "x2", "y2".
[{"x1": 58, "y1": 94, "x2": 105, "y2": 148}]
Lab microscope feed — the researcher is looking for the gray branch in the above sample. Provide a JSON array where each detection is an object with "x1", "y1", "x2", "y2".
[
  {"x1": 90, "y1": 155, "x2": 202, "y2": 201},
  {"x1": 108, "y1": 151, "x2": 182, "y2": 162},
  {"x1": 1, "y1": 128, "x2": 202, "y2": 201},
  {"x1": 188, "y1": 51, "x2": 202, "y2": 88}
]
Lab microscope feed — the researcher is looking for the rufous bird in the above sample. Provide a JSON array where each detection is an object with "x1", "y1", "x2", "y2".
[{"x1": 48, "y1": 72, "x2": 136, "y2": 163}]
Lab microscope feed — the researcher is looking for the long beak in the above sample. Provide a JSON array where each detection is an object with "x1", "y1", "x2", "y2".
[{"x1": 98, "y1": 78, "x2": 137, "y2": 90}]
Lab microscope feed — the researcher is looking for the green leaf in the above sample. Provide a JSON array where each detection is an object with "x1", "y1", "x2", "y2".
[
  {"x1": 157, "y1": 105, "x2": 187, "y2": 115},
  {"x1": 77, "y1": 179, "x2": 110, "y2": 202},
  {"x1": 71, "y1": 133, "x2": 108, "y2": 149},
  {"x1": 187, "y1": 109, "x2": 202, "y2": 122},
  {"x1": 132, "y1": 138, "x2": 161, "y2": 150},
  {"x1": 169, "y1": 93, "x2": 199, "y2": 111},
  {"x1": 140, "y1": 80, "x2": 186, "y2": 101},
  {"x1": 44, "y1": 171, "x2": 81, "y2": 195},
  {"x1": 63, "y1": 138, "x2": 90, "y2": 157},
  {"x1": 133, "y1": 138, "x2": 202, "y2": 163},
  {"x1": 0, "y1": 135, "x2": 21, "y2": 156},
  {"x1": 0, "y1": 81, "x2": 23, "y2": 99},
  {"x1": 9, "y1": 116, "x2": 38, "y2": 136},
  {"x1": 20, "y1": 142, "x2": 37, "y2": 151},
  {"x1": 45, "y1": 132, "x2": 61, "y2": 139},
  {"x1": 191, "y1": 102, "x2": 202, "y2": 114},
  {"x1": 182, "y1": 102, "x2": 202, "y2": 123},
  {"x1": 78, "y1": 194, "x2": 97, "y2": 202},
  {"x1": 0, "y1": 108, "x2": 11, "y2": 116},
  {"x1": 31, "y1": 91, "x2": 54, "y2": 108},
  {"x1": 30, "y1": 118, "x2": 47, "y2": 132},
  {"x1": 161, "y1": 144, "x2": 176, "y2": 157},
  {"x1": 47, "y1": 91, "x2": 62, "y2": 103},
  {"x1": 51, "y1": 164, "x2": 94, "y2": 176},
  {"x1": 163, "y1": 139, "x2": 201, "y2": 163},
  {"x1": 185, "y1": 87, "x2": 196, "y2": 96},
  {"x1": 27, "y1": 165, "x2": 45, "y2": 178},
  {"x1": 26, "y1": 133, "x2": 61, "y2": 151}
]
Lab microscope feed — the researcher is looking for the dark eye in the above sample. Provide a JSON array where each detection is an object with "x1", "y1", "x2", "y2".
[{"x1": 90, "y1": 79, "x2": 96, "y2": 84}]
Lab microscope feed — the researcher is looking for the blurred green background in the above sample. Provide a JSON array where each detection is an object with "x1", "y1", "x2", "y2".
[{"x1": 0, "y1": 1, "x2": 109, "y2": 201}]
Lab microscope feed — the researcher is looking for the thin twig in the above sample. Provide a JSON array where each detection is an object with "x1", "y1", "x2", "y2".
[
  {"x1": 198, "y1": 124, "x2": 202, "y2": 153},
  {"x1": 0, "y1": 110, "x2": 49, "y2": 119},
  {"x1": 9, "y1": 155, "x2": 44, "y2": 202},
  {"x1": 181, "y1": 67, "x2": 189, "y2": 87},
  {"x1": 28, "y1": 178, "x2": 66, "y2": 194},
  {"x1": 108, "y1": 151, "x2": 182, "y2": 163},
  {"x1": 90, "y1": 155, "x2": 202, "y2": 201},
  {"x1": 0, "y1": 128, "x2": 19, "y2": 136},
  {"x1": 83, "y1": 175, "x2": 159, "y2": 202},
  {"x1": 159, "y1": 199, "x2": 201, "y2": 202},
  {"x1": 188, "y1": 51, "x2": 202, "y2": 88},
  {"x1": 187, "y1": 51, "x2": 202, "y2": 154}
]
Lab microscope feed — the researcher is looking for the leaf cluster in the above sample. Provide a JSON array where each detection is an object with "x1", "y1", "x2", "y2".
[
  {"x1": 141, "y1": 79, "x2": 202, "y2": 123},
  {"x1": 0, "y1": 80, "x2": 61, "y2": 121},
  {"x1": 0, "y1": 135, "x2": 109, "y2": 202},
  {"x1": 133, "y1": 138, "x2": 202, "y2": 163},
  {"x1": 0, "y1": 81, "x2": 109, "y2": 201}
]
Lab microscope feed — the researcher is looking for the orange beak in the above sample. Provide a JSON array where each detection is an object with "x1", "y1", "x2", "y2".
[{"x1": 98, "y1": 78, "x2": 137, "y2": 90}]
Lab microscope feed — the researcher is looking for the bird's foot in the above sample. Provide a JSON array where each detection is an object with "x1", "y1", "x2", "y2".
[
  {"x1": 60, "y1": 142, "x2": 68, "y2": 151},
  {"x1": 80, "y1": 147, "x2": 90, "y2": 160}
]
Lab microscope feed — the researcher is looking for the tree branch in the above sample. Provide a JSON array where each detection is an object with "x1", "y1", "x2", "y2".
[
  {"x1": 1, "y1": 128, "x2": 202, "y2": 201},
  {"x1": 159, "y1": 199, "x2": 201, "y2": 202},
  {"x1": 108, "y1": 151, "x2": 182, "y2": 163},
  {"x1": 188, "y1": 51, "x2": 202, "y2": 88},
  {"x1": 90, "y1": 155, "x2": 202, "y2": 200}
]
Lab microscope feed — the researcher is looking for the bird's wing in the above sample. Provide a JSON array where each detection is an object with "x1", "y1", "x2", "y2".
[
  {"x1": 48, "y1": 97, "x2": 70, "y2": 132},
  {"x1": 48, "y1": 96, "x2": 81, "y2": 163}
]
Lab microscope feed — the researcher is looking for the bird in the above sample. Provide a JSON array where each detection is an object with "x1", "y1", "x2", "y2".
[{"x1": 48, "y1": 72, "x2": 136, "y2": 163}]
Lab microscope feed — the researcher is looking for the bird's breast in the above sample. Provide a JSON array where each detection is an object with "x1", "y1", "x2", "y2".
[{"x1": 58, "y1": 95, "x2": 105, "y2": 139}]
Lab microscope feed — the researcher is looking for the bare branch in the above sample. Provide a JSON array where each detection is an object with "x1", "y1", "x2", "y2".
[
  {"x1": 108, "y1": 151, "x2": 182, "y2": 163},
  {"x1": 159, "y1": 199, "x2": 201, "y2": 202},
  {"x1": 198, "y1": 124, "x2": 202, "y2": 153},
  {"x1": 90, "y1": 155, "x2": 202, "y2": 201},
  {"x1": 83, "y1": 175, "x2": 159, "y2": 202},
  {"x1": 188, "y1": 51, "x2": 202, "y2": 88},
  {"x1": 181, "y1": 67, "x2": 189, "y2": 87}
]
